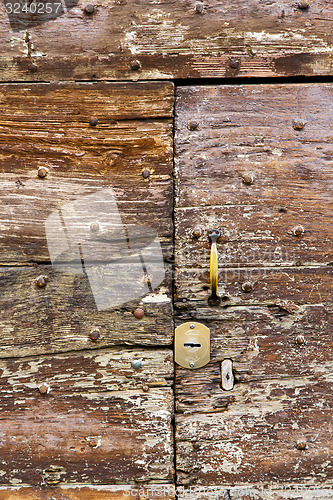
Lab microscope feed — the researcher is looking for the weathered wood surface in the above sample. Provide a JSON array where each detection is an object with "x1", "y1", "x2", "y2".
[
  {"x1": 176, "y1": 485, "x2": 333, "y2": 499},
  {"x1": 174, "y1": 84, "x2": 333, "y2": 486},
  {"x1": 0, "y1": 82, "x2": 174, "y2": 264},
  {"x1": 0, "y1": 348, "x2": 174, "y2": 485},
  {"x1": 0, "y1": 485, "x2": 176, "y2": 499},
  {"x1": 0, "y1": 264, "x2": 173, "y2": 356},
  {"x1": 0, "y1": 1, "x2": 333, "y2": 80}
]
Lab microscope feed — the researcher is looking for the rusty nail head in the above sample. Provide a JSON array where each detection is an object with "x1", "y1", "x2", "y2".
[
  {"x1": 90, "y1": 222, "x2": 100, "y2": 232},
  {"x1": 131, "y1": 359, "x2": 142, "y2": 369},
  {"x1": 293, "y1": 225, "x2": 305, "y2": 236},
  {"x1": 142, "y1": 384, "x2": 149, "y2": 392},
  {"x1": 131, "y1": 60, "x2": 141, "y2": 71},
  {"x1": 83, "y1": 4, "x2": 95, "y2": 14},
  {"x1": 133, "y1": 308, "x2": 145, "y2": 319},
  {"x1": 193, "y1": 442, "x2": 200, "y2": 450},
  {"x1": 89, "y1": 117, "x2": 98, "y2": 127},
  {"x1": 242, "y1": 173, "x2": 254, "y2": 185},
  {"x1": 195, "y1": 3, "x2": 204, "y2": 14},
  {"x1": 37, "y1": 167, "x2": 48, "y2": 178},
  {"x1": 28, "y1": 62, "x2": 38, "y2": 72},
  {"x1": 142, "y1": 169, "x2": 150, "y2": 179},
  {"x1": 229, "y1": 58, "x2": 240, "y2": 69},
  {"x1": 193, "y1": 227, "x2": 201, "y2": 238},
  {"x1": 36, "y1": 275, "x2": 47, "y2": 288},
  {"x1": 296, "y1": 334, "x2": 305, "y2": 345},
  {"x1": 89, "y1": 329, "x2": 100, "y2": 341},
  {"x1": 242, "y1": 282, "x2": 253, "y2": 293},
  {"x1": 39, "y1": 383, "x2": 50, "y2": 394},
  {"x1": 87, "y1": 437, "x2": 99, "y2": 447},
  {"x1": 296, "y1": 440, "x2": 307, "y2": 450},
  {"x1": 188, "y1": 120, "x2": 199, "y2": 131},
  {"x1": 298, "y1": 0, "x2": 309, "y2": 9},
  {"x1": 293, "y1": 119, "x2": 305, "y2": 130}
]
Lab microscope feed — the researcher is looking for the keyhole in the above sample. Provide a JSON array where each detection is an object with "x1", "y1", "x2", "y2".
[{"x1": 184, "y1": 343, "x2": 202, "y2": 349}]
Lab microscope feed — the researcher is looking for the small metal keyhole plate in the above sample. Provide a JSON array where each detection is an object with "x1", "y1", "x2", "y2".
[{"x1": 175, "y1": 322, "x2": 210, "y2": 369}]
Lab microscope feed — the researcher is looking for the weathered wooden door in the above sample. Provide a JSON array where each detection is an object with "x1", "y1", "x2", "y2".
[{"x1": 1, "y1": 1, "x2": 333, "y2": 499}]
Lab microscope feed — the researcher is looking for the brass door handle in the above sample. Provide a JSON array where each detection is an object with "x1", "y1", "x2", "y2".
[{"x1": 208, "y1": 229, "x2": 221, "y2": 305}]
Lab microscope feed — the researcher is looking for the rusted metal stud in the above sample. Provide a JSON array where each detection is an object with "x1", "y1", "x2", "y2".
[
  {"x1": 27, "y1": 62, "x2": 38, "y2": 73},
  {"x1": 293, "y1": 225, "x2": 305, "y2": 236},
  {"x1": 83, "y1": 4, "x2": 96, "y2": 14},
  {"x1": 131, "y1": 359, "x2": 142, "y2": 369},
  {"x1": 89, "y1": 117, "x2": 98, "y2": 127},
  {"x1": 242, "y1": 173, "x2": 254, "y2": 185},
  {"x1": 87, "y1": 436, "x2": 100, "y2": 447},
  {"x1": 195, "y1": 3, "x2": 205, "y2": 14},
  {"x1": 38, "y1": 383, "x2": 50, "y2": 394},
  {"x1": 193, "y1": 442, "x2": 200, "y2": 450},
  {"x1": 133, "y1": 308, "x2": 145, "y2": 319},
  {"x1": 37, "y1": 167, "x2": 48, "y2": 178},
  {"x1": 192, "y1": 227, "x2": 201, "y2": 238},
  {"x1": 242, "y1": 281, "x2": 253, "y2": 293},
  {"x1": 89, "y1": 329, "x2": 100, "y2": 341},
  {"x1": 221, "y1": 359, "x2": 234, "y2": 391},
  {"x1": 90, "y1": 222, "x2": 100, "y2": 232},
  {"x1": 229, "y1": 58, "x2": 240, "y2": 69},
  {"x1": 36, "y1": 275, "x2": 47, "y2": 288},
  {"x1": 295, "y1": 334, "x2": 306, "y2": 345},
  {"x1": 130, "y1": 60, "x2": 141, "y2": 71},
  {"x1": 297, "y1": 0, "x2": 309, "y2": 9},
  {"x1": 292, "y1": 119, "x2": 305, "y2": 130},
  {"x1": 296, "y1": 440, "x2": 307, "y2": 450},
  {"x1": 142, "y1": 384, "x2": 149, "y2": 392},
  {"x1": 142, "y1": 169, "x2": 150, "y2": 179},
  {"x1": 188, "y1": 120, "x2": 199, "y2": 131}
]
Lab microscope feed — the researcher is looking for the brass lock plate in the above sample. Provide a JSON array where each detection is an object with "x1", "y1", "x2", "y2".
[{"x1": 175, "y1": 322, "x2": 210, "y2": 370}]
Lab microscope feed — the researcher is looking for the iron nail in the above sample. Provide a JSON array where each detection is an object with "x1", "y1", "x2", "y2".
[
  {"x1": 89, "y1": 117, "x2": 98, "y2": 127},
  {"x1": 242, "y1": 173, "x2": 254, "y2": 185},
  {"x1": 189, "y1": 362, "x2": 195, "y2": 368},
  {"x1": 133, "y1": 308, "x2": 145, "y2": 319},
  {"x1": 293, "y1": 225, "x2": 305, "y2": 236},
  {"x1": 142, "y1": 384, "x2": 149, "y2": 392},
  {"x1": 242, "y1": 282, "x2": 253, "y2": 293},
  {"x1": 36, "y1": 275, "x2": 47, "y2": 288},
  {"x1": 37, "y1": 167, "x2": 48, "y2": 178},
  {"x1": 195, "y1": 3, "x2": 204, "y2": 14},
  {"x1": 27, "y1": 62, "x2": 38, "y2": 73},
  {"x1": 296, "y1": 440, "x2": 307, "y2": 450},
  {"x1": 130, "y1": 60, "x2": 141, "y2": 71},
  {"x1": 296, "y1": 335, "x2": 306, "y2": 345},
  {"x1": 87, "y1": 437, "x2": 99, "y2": 447},
  {"x1": 89, "y1": 329, "x2": 100, "y2": 341},
  {"x1": 188, "y1": 120, "x2": 199, "y2": 131},
  {"x1": 193, "y1": 442, "x2": 200, "y2": 450},
  {"x1": 190, "y1": 324, "x2": 195, "y2": 329},
  {"x1": 83, "y1": 4, "x2": 96, "y2": 14},
  {"x1": 192, "y1": 227, "x2": 201, "y2": 238},
  {"x1": 293, "y1": 119, "x2": 305, "y2": 130},
  {"x1": 298, "y1": 0, "x2": 309, "y2": 9},
  {"x1": 142, "y1": 169, "x2": 150, "y2": 179},
  {"x1": 38, "y1": 383, "x2": 50, "y2": 394},
  {"x1": 131, "y1": 359, "x2": 142, "y2": 369},
  {"x1": 229, "y1": 58, "x2": 240, "y2": 69},
  {"x1": 90, "y1": 222, "x2": 100, "y2": 232}
]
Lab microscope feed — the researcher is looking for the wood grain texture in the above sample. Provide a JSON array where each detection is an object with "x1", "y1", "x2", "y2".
[
  {"x1": 0, "y1": 82, "x2": 174, "y2": 264},
  {"x1": 0, "y1": 348, "x2": 174, "y2": 485},
  {"x1": 0, "y1": 1, "x2": 333, "y2": 80},
  {"x1": 175, "y1": 485, "x2": 333, "y2": 499},
  {"x1": 0, "y1": 485, "x2": 176, "y2": 499}
]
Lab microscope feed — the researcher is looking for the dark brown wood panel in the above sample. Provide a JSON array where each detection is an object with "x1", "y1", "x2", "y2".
[
  {"x1": 0, "y1": 348, "x2": 174, "y2": 485},
  {"x1": 0, "y1": 82, "x2": 174, "y2": 264},
  {"x1": 174, "y1": 84, "x2": 333, "y2": 487},
  {"x1": 0, "y1": 1, "x2": 333, "y2": 80}
]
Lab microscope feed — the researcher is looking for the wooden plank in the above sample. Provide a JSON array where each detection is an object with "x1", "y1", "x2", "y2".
[
  {"x1": 0, "y1": 348, "x2": 174, "y2": 485},
  {"x1": 0, "y1": 1, "x2": 333, "y2": 80},
  {"x1": 0, "y1": 485, "x2": 176, "y2": 499},
  {"x1": 176, "y1": 375, "x2": 333, "y2": 484},
  {"x1": 175, "y1": 84, "x2": 333, "y2": 268},
  {"x1": 0, "y1": 264, "x2": 173, "y2": 356},
  {"x1": 0, "y1": 82, "x2": 174, "y2": 264},
  {"x1": 175, "y1": 485, "x2": 333, "y2": 499}
]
